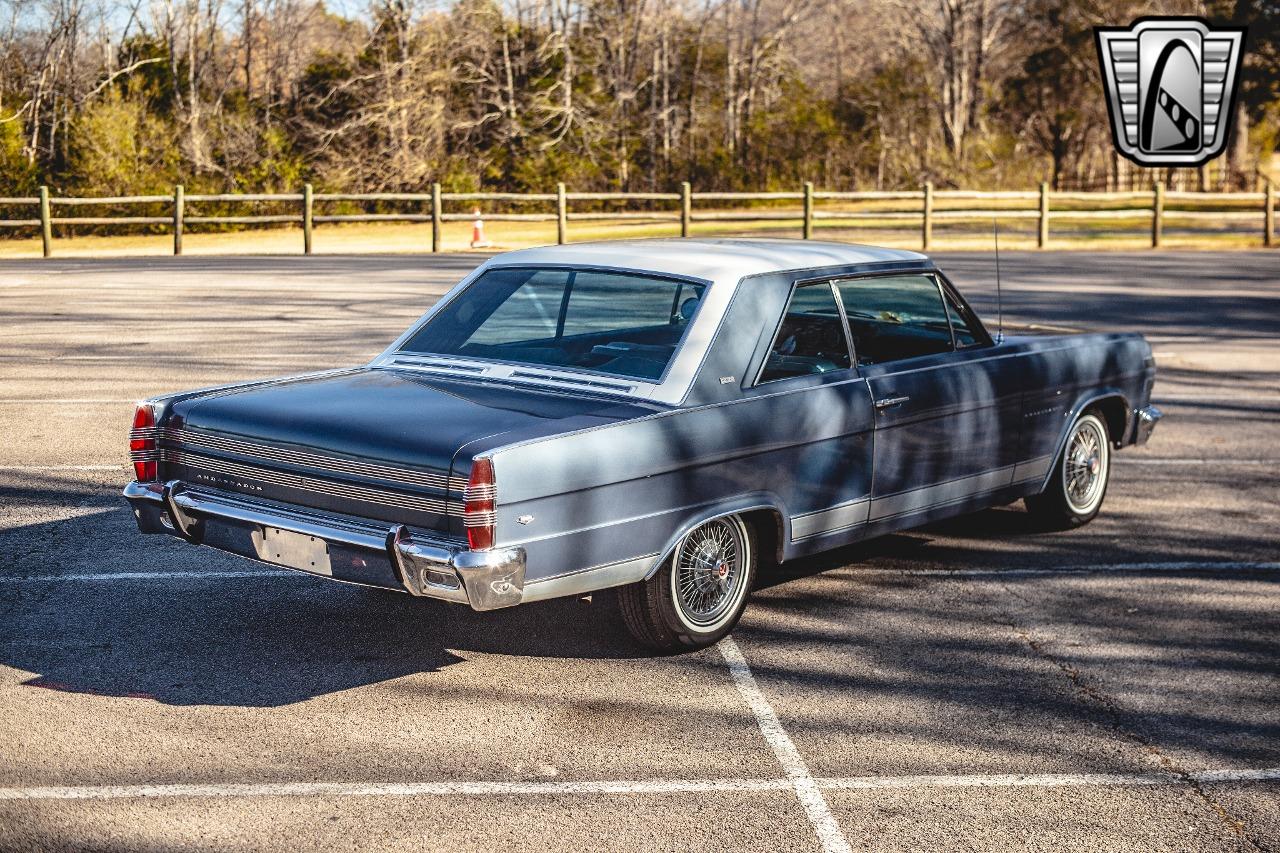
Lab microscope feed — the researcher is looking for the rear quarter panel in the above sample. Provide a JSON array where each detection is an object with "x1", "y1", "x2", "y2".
[{"x1": 487, "y1": 376, "x2": 875, "y2": 586}]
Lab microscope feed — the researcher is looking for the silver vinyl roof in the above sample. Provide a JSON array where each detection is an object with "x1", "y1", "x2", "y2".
[{"x1": 482, "y1": 238, "x2": 928, "y2": 283}]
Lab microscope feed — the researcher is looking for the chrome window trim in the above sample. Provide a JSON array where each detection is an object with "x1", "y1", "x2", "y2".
[
  {"x1": 826, "y1": 269, "x2": 960, "y2": 367},
  {"x1": 750, "y1": 279, "x2": 857, "y2": 389},
  {"x1": 933, "y1": 269, "x2": 996, "y2": 348}
]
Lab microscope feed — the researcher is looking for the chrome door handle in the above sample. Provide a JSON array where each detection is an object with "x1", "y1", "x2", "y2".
[{"x1": 874, "y1": 396, "x2": 910, "y2": 409}]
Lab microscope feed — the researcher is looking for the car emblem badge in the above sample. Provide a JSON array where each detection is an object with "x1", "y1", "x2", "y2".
[{"x1": 1094, "y1": 17, "x2": 1246, "y2": 167}]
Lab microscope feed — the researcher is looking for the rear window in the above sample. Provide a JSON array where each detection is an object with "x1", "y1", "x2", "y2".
[{"x1": 399, "y1": 267, "x2": 705, "y2": 382}]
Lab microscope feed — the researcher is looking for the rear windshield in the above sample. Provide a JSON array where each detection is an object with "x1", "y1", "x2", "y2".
[{"x1": 399, "y1": 267, "x2": 706, "y2": 381}]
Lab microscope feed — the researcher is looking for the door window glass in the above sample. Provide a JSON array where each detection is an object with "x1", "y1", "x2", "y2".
[
  {"x1": 759, "y1": 283, "x2": 852, "y2": 383},
  {"x1": 833, "y1": 275, "x2": 953, "y2": 365}
]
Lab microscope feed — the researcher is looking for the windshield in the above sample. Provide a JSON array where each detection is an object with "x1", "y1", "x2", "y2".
[{"x1": 399, "y1": 267, "x2": 706, "y2": 382}]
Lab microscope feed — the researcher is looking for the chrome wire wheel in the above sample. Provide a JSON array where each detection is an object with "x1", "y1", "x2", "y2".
[
  {"x1": 670, "y1": 516, "x2": 751, "y2": 631},
  {"x1": 1062, "y1": 415, "x2": 1109, "y2": 515}
]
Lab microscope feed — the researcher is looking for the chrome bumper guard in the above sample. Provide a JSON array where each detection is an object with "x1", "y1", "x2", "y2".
[
  {"x1": 123, "y1": 480, "x2": 525, "y2": 611},
  {"x1": 1134, "y1": 405, "x2": 1162, "y2": 445}
]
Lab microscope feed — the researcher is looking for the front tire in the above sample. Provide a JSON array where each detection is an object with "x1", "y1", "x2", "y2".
[
  {"x1": 618, "y1": 514, "x2": 756, "y2": 652},
  {"x1": 1025, "y1": 410, "x2": 1111, "y2": 529}
]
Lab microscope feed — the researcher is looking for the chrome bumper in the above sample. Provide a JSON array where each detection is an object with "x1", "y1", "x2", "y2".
[
  {"x1": 1134, "y1": 405, "x2": 1162, "y2": 445},
  {"x1": 123, "y1": 480, "x2": 525, "y2": 611}
]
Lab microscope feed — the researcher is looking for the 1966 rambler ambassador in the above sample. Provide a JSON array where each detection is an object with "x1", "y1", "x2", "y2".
[{"x1": 126, "y1": 239, "x2": 1161, "y2": 650}]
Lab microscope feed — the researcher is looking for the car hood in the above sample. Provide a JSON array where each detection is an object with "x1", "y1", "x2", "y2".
[{"x1": 169, "y1": 367, "x2": 653, "y2": 475}]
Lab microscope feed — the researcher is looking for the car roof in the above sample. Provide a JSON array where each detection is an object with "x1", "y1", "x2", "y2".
[{"x1": 481, "y1": 238, "x2": 929, "y2": 282}]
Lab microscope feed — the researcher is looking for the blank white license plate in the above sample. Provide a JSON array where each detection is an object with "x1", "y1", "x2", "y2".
[{"x1": 251, "y1": 526, "x2": 333, "y2": 576}]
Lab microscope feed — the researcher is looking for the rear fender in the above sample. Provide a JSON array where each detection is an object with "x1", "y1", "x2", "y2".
[{"x1": 644, "y1": 493, "x2": 789, "y2": 580}]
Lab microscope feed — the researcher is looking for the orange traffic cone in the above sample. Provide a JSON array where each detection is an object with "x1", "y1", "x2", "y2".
[{"x1": 470, "y1": 209, "x2": 491, "y2": 248}]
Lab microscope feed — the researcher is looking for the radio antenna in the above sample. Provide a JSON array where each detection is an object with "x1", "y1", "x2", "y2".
[{"x1": 993, "y1": 217, "x2": 1004, "y2": 344}]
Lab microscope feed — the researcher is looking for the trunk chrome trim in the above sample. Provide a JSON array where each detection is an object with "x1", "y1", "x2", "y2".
[
  {"x1": 161, "y1": 428, "x2": 465, "y2": 492},
  {"x1": 162, "y1": 449, "x2": 462, "y2": 515}
]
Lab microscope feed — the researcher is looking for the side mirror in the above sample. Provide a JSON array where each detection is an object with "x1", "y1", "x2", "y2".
[{"x1": 678, "y1": 296, "x2": 699, "y2": 322}]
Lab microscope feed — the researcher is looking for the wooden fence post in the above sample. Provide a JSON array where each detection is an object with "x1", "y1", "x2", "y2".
[
  {"x1": 922, "y1": 182, "x2": 933, "y2": 251},
  {"x1": 38, "y1": 186, "x2": 52, "y2": 258},
  {"x1": 1152, "y1": 181, "x2": 1164, "y2": 249},
  {"x1": 173, "y1": 185, "x2": 184, "y2": 256},
  {"x1": 802, "y1": 181, "x2": 814, "y2": 239},
  {"x1": 1265, "y1": 180, "x2": 1275, "y2": 249},
  {"x1": 1038, "y1": 182, "x2": 1049, "y2": 249},
  {"x1": 431, "y1": 182, "x2": 442, "y2": 252},
  {"x1": 556, "y1": 182, "x2": 567, "y2": 245},
  {"x1": 680, "y1": 181, "x2": 691, "y2": 238},
  {"x1": 302, "y1": 183, "x2": 314, "y2": 255}
]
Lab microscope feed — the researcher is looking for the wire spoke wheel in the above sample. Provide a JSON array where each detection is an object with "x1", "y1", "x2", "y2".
[
  {"x1": 671, "y1": 516, "x2": 749, "y2": 629},
  {"x1": 1062, "y1": 416, "x2": 1108, "y2": 514}
]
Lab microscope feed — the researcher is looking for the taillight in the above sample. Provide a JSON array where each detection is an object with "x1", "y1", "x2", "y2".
[
  {"x1": 463, "y1": 458, "x2": 496, "y2": 551},
  {"x1": 129, "y1": 403, "x2": 158, "y2": 482}
]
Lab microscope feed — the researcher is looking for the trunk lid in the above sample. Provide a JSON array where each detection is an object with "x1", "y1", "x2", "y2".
[{"x1": 160, "y1": 367, "x2": 650, "y2": 533}]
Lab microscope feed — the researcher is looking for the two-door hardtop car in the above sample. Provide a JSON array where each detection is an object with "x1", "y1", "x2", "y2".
[{"x1": 126, "y1": 239, "x2": 1161, "y2": 650}]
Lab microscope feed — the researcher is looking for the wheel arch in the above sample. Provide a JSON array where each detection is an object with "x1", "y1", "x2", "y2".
[
  {"x1": 1037, "y1": 390, "x2": 1129, "y2": 494},
  {"x1": 643, "y1": 495, "x2": 788, "y2": 580}
]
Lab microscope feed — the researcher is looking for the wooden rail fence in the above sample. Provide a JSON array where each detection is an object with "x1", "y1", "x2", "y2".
[{"x1": 1, "y1": 180, "x2": 1274, "y2": 257}]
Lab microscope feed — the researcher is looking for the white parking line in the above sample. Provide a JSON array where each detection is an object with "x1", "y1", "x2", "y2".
[
  {"x1": 0, "y1": 570, "x2": 288, "y2": 583},
  {"x1": 2, "y1": 767, "x2": 1275, "y2": 802},
  {"x1": 3, "y1": 561, "x2": 1277, "y2": 585},
  {"x1": 0, "y1": 465, "x2": 125, "y2": 472},
  {"x1": 0, "y1": 778, "x2": 792, "y2": 801},
  {"x1": 1115, "y1": 458, "x2": 1278, "y2": 466},
  {"x1": 819, "y1": 767, "x2": 1280, "y2": 791},
  {"x1": 719, "y1": 637, "x2": 852, "y2": 853},
  {"x1": 908, "y1": 561, "x2": 1280, "y2": 577}
]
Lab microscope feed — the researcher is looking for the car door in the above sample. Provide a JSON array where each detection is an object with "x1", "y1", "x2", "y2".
[
  {"x1": 832, "y1": 273, "x2": 1022, "y2": 526},
  {"x1": 746, "y1": 279, "x2": 876, "y2": 544}
]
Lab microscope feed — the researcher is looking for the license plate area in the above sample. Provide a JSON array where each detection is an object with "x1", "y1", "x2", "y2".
[{"x1": 251, "y1": 526, "x2": 333, "y2": 576}]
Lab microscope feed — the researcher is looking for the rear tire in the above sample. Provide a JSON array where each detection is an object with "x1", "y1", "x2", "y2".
[
  {"x1": 1025, "y1": 411, "x2": 1111, "y2": 529},
  {"x1": 618, "y1": 514, "x2": 756, "y2": 652}
]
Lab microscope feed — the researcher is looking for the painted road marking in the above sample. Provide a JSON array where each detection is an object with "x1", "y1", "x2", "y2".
[
  {"x1": 2, "y1": 767, "x2": 1276, "y2": 802},
  {"x1": 905, "y1": 561, "x2": 1280, "y2": 577},
  {"x1": 0, "y1": 465, "x2": 125, "y2": 471},
  {"x1": 3, "y1": 562, "x2": 1277, "y2": 584},
  {"x1": 1115, "y1": 458, "x2": 1279, "y2": 466},
  {"x1": 719, "y1": 637, "x2": 852, "y2": 853},
  {"x1": 819, "y1": 767, "x2": 1280, "y2": 790},
  {"x1": 0, "y1": 570, "x2": 289, "y2": 583}
]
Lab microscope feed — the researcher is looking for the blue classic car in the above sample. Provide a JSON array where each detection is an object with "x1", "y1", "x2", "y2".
[{"x1": 126, "y1": 239, "x2": 1161, "y2": 650}]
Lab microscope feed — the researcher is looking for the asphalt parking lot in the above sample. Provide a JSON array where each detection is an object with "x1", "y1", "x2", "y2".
[{"x1": 1, "y1": 249, "x2": 1277, "y2": 851}]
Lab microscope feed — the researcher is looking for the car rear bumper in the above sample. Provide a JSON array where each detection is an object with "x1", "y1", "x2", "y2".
[{"x1": 123, "y1": 480, "x2": 525, "y2": 611}]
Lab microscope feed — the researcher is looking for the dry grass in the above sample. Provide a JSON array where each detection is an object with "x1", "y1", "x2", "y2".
[{"x1": 0, "y1": 213, "x2": 1271, "y2": 259}]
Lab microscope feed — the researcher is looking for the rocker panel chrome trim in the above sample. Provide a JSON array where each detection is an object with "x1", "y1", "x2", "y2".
[
  {"x1": 791, "y1": 499, "x2": 870, "y2": 541},
  {"x1": 521, "y1": 553, "x2": 659, "y2": 603},
  {"x1": 869, "y1": 467, "x2": 1014, "y2": 522}
]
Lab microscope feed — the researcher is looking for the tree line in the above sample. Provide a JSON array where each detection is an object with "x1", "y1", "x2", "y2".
[{"x1": 2, "y1": 0, "x2": 1277, "y2": 200}]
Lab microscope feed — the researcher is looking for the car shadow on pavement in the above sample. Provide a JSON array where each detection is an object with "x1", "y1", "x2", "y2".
[
  {"x1": 2, "y1": 479, "x2": 1275, "y2": 714},
  {"x1": 0, "y1": 480, "x2": 652, "y2": 708}
]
